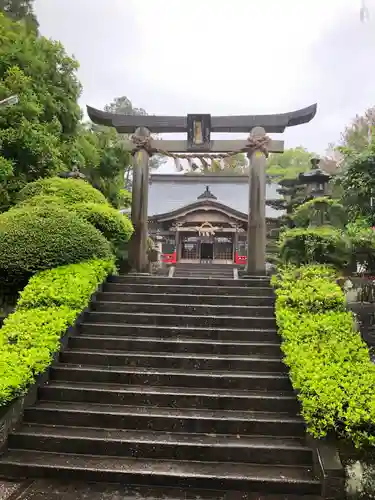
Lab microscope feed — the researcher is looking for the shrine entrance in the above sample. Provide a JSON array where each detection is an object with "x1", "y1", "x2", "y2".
[
  {"x1": 87, "y1": 104, "x2": 318, "y2": 274},
  {"x1": 200, "y1": 241, "x2": 213, "y2": 261}
]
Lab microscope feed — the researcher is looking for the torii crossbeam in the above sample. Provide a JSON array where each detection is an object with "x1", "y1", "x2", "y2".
[{"x1": 87, "y1": 104, "x2": 317, "y2": 274}]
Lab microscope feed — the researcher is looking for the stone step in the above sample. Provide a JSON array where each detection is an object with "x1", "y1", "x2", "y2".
[
  {"x1": 104, "y1": 282, "x2": 275, "y2": 296},
  {"x1": 9, "y1": 481, "x2": 323, "y2": 500},
  {"x1": 68, "y1": 335, "x2": 282, "y2": 356},
  {"x1": 92, "y1": 301, "x2": 275, "y2": 318},
  {"x1": 0, "y1": 450, "x2": 321, "y2": 495},
  {"x1": 79, "y1": 323, "x2": 280, "y2": 342},
  {"x1": 39, "y1": 381, "x2": 300, "y2": 413},
  {"x1": 97, "y1": 291, "x2": 274, "y2": 306},
  {"x1": 84, "y1": 311, "x2": 276, "y2": 329},
  {"x1": 50, "y1": 365, "x2": 292, "y2": 391},
  {"x1": 109, "y1": 275, "x2": 270, "y2": 287},
  {"x1": 23, "y1": 402, "x2": 305, "y2": 437},
  {"x1": 173, "y1": 270, "x2": 233, "y2": 279},
  {"x1": 9, "y1": 424, "x2": 313, "y2": 466},
  {"x1": 60, "y1": 349, "x2": 286, "y2": 373}
]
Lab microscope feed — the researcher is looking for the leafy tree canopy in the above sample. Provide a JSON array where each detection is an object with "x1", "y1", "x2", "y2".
[
  {"x1": 0, "y1": 13, "x2": 81, "y2": 210},
  {"x1": 266, "y1": 147, "x2": 314, "y2": 183},
  {"x1": 0, "y1": 0, "x2": 38, "y2": 32}
]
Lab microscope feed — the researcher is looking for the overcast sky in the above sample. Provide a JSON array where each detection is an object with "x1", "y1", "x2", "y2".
[{"x1": 34, "y1": 0, "x2": 375, "y2": 167}]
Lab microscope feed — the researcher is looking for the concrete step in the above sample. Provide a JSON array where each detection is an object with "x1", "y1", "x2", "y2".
[
  {"x1": 9, "y1": 424, "x2": 313, "y2": 466},
  {"x1": 39, "y1": 381, "x2": 300, "y2": 413},
  {"x1": 68, "y1": 335, "x2": 282, "y2": 356},
  {"x1": 60, "y1": 349, "x2": 286, "y2": 373},
  {"x1": 109, "y1": 275, "x2": 270, "y2": 287},
  {"x1": 83, "y1": 311, "x2": 276, "y2": 329},
  {"x1": 92, "y1": 301, "x2": 275, "y2": 318},
  {"x1": 104, "y1": 282, "x2": 275, "y2": 296},
  {"x1": 79, "y1": 323, "x2": 280, "y2": 342},
  {"x1": 0, "y1": 450, "x2": 321, "y2": 495},
  {"x1": 50, "y1": 365, "x2": 292, "y2": 391},
  {"x1": 97, "y1": 291, "x2": 274, "y2": 306},
  {"x1": 23, "y1": 402, "x2": 305, "y2": 437}
]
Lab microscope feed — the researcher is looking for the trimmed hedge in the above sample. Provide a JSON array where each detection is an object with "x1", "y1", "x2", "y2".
[
  {"x1": 279, "y1": 226, "x2": 351, "y2": 269},
  {"x1": 18, "y1": 259, "x2": 116, "y2": 310},
  {"x1": 0, "y1": 205, "x2": 112, "y2": 288},
  {"x1": 73, "y1": 202, "x2": 133, "y2": 249},
  {"x1": 273, "y1": 265, "x2": 375, "y2": 447},
  {"x1": 0, "y1": 258, "x2": 116, "y2": 406},
  {"x1": 17, "y1": 177, "x2": 108, "y2": 206}
]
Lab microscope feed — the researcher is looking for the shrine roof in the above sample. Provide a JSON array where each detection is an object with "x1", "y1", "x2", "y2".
[{"x1": 148, "y1": 174, "x2": 283, "y2": 219}]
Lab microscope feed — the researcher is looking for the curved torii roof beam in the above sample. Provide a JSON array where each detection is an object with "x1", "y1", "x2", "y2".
[{"x1": 86, "y1": 103, "x2": 317, "y2": 134}]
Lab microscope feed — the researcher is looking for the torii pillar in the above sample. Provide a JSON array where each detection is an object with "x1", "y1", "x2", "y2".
[
  {"x1": 128, "y1": 127, "x2": 151, "y2": 274},
  {"x1": 246, "y1": 127, "x2": 268, "y2": 275}
]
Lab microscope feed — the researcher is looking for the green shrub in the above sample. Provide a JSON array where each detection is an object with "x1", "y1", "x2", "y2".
[
  {"x1": 292, "y1": 197, "x2": 347, "y2": 228},
  {"x1": 272, "y1": 265, "x2": 344, "y2": 313},
  {"x1": 18, "y1": 259, "x2": 116, "y2": 310},
  {"x1": 0, "y1": 205, "x2": 112, "y2": 288},
  {"x1": 279, "y1": 226, "x2": 351, "y2": 269},
  {"x1": 15, "y1": 194, "x2": 66, "y2": 209},
  {"x1": 0, "y1": 258, "x2": 115, "y2": 406},
  {"x1": 73, "y1": 202, "x2": 133, "y2": 249},
  {"x1": 273, "y1": 264, "x2": 375, "y2": 446},
  {"x1": 17, "y1": 177, "x2": 108, "y2": 206},
  {"x1": 346, "y1": 220, "x2": 375, "y2": 273}
]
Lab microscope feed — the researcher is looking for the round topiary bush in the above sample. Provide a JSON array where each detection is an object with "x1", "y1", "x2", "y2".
[
  {"x1": 15, "y1": 194, "x2": 66, "y2": 210},
  {"x1": 73, "y1": 203, "x2": 133, "y2": 248},
  {"x1": 279, "y1": 226, "x2": 351, "y2": 270},
  {"x1": 17, "y1": 177, "x2": 108, "y2": 206},
  {"x1": 0, "y1": 205, "x2": 113, "y2": 289}
]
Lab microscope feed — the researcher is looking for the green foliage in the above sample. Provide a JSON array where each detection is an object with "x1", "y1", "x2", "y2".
[
  {"x1": 292, "y1": 197, "x2": 347, "y2": 228},
  {"x1": 346, "y1": 219, "x2": 375, "y2": 272},
  {"x1": 273, "y1": 265, "x2": 375, "y2": 446},
  {"x1": 0, "y1": 13, "x2": 81, "y2": 209},
  {"x1": 103, "y1": 95, "x2": 165, "y2": 172},
  {"x1": 267, "y1": 147, "x2": 314, "y2": 183},
  {"x1": 0, "y1": 0, "x2": 38, "y2": 32},
  {"x1": 0, "y1": 258, "x2": 114, "y2": 406},
  {"x1": 18, "y1": 258, "x2": 115, "y2": 310},
  {"x1": 65, "y1": 125, "x2": 132, "y2": 208},
  {"x1": 17, "y1": 177, "x2": 108, "y2": 206},
  {"x1": 336, "y1": 148, "x2": 375, "y2": 221},
  {"x1": 279, "y1": 226, "x2": 351, "y2": 269},
  {"x1": 0, "y1": 307, "x2": 77, "y2": 404},
  {"x1": 340, "y1": 106, "x2": 375, "y2": 154},
  {"x1": 73, "y1": 202, "x2": 133, "y2": 251},
  {"x1": 0, "y1": 205, "x2": 112, "y2": 288},
  {"x1": 272, "y1": 265, "x2": 344, "y2": 313}
]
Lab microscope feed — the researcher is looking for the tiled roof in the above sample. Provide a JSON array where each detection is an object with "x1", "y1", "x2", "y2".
[{"x1": 148, "y1": 174, "x2": 283, "y2": 219}]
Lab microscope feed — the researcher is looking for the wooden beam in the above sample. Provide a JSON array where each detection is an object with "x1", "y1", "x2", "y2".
[
  {"x1": 87, "y1": 103, "x2": 317, "y2": 134},
  {"x1": 122, "y1": 139, "x2": 284, "y2": 154}
]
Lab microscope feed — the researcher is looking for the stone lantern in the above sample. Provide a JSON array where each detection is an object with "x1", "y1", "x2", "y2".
[{"x1": 299, "y1": 158, "x2": 331, "y2": 198}]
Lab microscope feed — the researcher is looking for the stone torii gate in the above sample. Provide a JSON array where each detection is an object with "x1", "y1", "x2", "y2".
[{"x1": 87, "y1": 104, "x2": 317, "y2": 274}]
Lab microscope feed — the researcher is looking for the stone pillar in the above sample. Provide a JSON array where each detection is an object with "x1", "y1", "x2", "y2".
[
  {"x1": 175, "y1": 230, "x2": 180, "y2": 262},
  {"x1": 128, "y1": 127, "x2": 151, "y2": 274},
  {"x1": 246, "y1": 127, "x2": 268, "y2": 275}
]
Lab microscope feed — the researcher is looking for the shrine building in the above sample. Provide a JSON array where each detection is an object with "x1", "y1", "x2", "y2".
[{"x1": 147, "y1": 174, "x2": 282, "y2": 265}]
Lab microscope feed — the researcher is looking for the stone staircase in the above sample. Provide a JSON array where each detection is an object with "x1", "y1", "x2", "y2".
[
  {"x1": 0, "y1": 275, "x2": 322, "y2": 499},
  {"x1": 174, "y1": 263, "x2": 235, "y2": 279}
]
